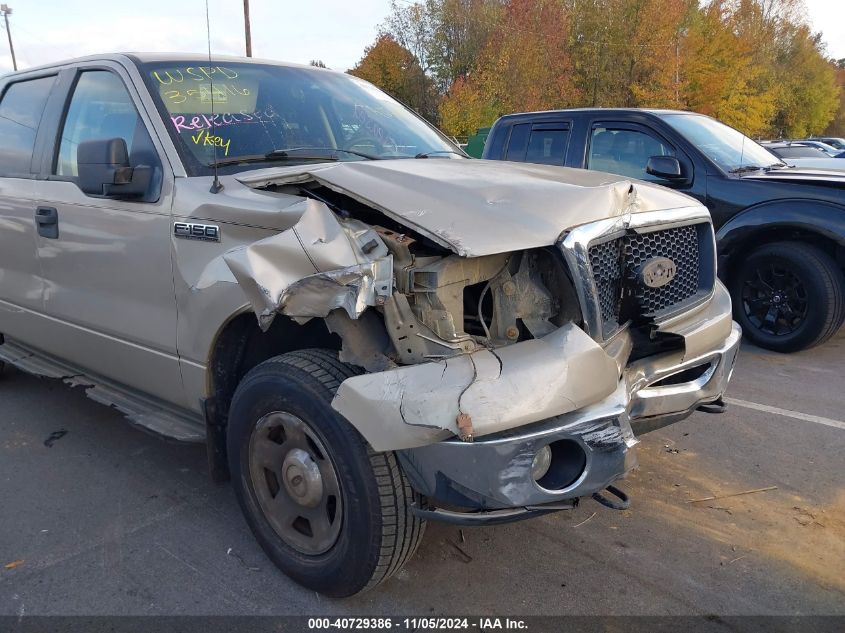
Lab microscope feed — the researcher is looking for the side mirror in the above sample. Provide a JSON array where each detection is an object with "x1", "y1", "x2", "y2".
[
  {"x1": 77, "y1": 138, "x2": 151, "y2": 199},
  {"x1": 646, "y1": 155, "x2": 684, "y2": 181}
]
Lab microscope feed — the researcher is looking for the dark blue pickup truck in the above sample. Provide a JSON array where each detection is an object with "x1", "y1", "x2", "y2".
[{"x1": 483, "y1": 108, "x2": 845, "y2": 352}]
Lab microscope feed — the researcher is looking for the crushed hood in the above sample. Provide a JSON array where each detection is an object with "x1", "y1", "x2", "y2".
[{"x1": 237, "y1": 159, "x2": 703, "y2": 257}]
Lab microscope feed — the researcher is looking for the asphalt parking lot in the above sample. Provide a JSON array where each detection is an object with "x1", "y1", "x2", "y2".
[{"x1": 1, "y1": 331, "x2": 843, "y2": 617}]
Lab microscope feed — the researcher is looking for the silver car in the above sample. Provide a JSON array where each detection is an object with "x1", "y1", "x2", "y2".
[{"x1": 0, "y1": 53, "x2": 740, "y2": 596}]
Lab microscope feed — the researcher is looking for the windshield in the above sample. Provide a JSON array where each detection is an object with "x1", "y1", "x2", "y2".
[
  {"x1": 660, "y1": 113, "x2": 783, "y2": 172},
  {"x1": 139, "y1": 61, "x2": 461, "y2": 175}
]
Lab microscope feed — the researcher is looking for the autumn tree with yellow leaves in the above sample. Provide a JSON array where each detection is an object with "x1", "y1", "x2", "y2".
[{"x1": 351, "y1": 0, "x2": 842, "y2": 139}]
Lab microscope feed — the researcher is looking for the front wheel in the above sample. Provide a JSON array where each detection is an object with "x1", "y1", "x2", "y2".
[
  {"x1": 227, "y1": 349, "x2": 425, "y2": 597},
  {"x1": 730, "y1": 242, "x2": 844, "y2": 353}
]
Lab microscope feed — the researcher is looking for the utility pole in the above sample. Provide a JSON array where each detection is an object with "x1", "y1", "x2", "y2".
[
  {"x1": 1, "y1": 4, "x2": 16, "y2": 71},
  {"x1": 242, "y1": 0, "x2": 252, "y2": 57}
]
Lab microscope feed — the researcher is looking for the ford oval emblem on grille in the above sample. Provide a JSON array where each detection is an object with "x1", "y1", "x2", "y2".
[{"x1": 639, "y1": 257, "x2": 677, "y2": 288}]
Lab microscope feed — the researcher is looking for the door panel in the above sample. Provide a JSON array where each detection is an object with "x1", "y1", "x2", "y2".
[
  {"x1": 33, "y1": 67, "x2": 184, "y2": 406},
  {"x1": 0, "y1": 178, "x2": 41, "y2": 309},
  {"x1": 0, "y1": 75, "x2": 57, "y2": 338},
  {"x1": 0, "y1": 178, "x2": 45, "y2": 341}
]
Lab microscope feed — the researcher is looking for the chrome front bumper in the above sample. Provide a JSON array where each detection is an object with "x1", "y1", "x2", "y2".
[{"x1": 399, "y1": 322, "x2": 741, "y2": 512}]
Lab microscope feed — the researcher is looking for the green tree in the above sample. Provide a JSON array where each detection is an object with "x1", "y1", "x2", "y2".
[
  {"x1": 681, "y1": 1, "x2": 777, "y2": 135},
  {"x1": 769, "y1": 26, "x2": 839, "y2": 136},
  {"x1": 823, "y1": 64, "x2": 845, "y2": 136},
  {"x1": 426, "y1": 0, "x2": 504, "y2": 91}
]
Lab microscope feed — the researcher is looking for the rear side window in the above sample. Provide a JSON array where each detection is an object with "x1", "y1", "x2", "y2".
[
  {"x1": 0, "y1": 76, "x2": 56, "y2": 177},
  {"x1": 524, "y1": 126, "x2": 568, "y2": 166},
  {"x1": 504, "y1": 123, "x2": 530, "y2": 161}
]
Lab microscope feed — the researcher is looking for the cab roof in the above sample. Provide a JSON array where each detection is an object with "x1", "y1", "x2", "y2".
[
  {"x1": 494, "y1": 107, "x2": 698, "y2": 119},
  {"x1": 2, "y1": 52, "x2": 338, "y2": 78}
]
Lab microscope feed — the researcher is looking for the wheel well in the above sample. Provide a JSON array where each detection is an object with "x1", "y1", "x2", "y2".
[
  {"x1": 208, "y1": 312, "x2": 341, "y2": 422},
  {"x1": 721, "y1": 227, "x2": 845, "y2": 281},
  {"x1": 203, "y1": 312, "x2": 341, "y2": 482}
]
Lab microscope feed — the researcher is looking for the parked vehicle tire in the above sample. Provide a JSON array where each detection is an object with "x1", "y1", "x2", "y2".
[
  {"x1": 730, "y1": 242, "x2": 845, "y2": 353},
  {"x1": 227, "y1": 348, "x2": 425, "y2": 597}
]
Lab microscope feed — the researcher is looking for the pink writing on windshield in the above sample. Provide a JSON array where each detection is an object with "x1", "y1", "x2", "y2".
[{"x1": 171, "y1": 106, "x2": 278, "y2": 132}]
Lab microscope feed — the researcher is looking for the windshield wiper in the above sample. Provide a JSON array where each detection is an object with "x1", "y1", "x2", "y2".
[
  {"x1": 415, "y1": 149, "x2": 467, "y2": 159},
  {"x1": 728, "y1": 165, "x2": 765, "y2": 174},
  {"x1": 209, "y1": 147, "x2": 379, "y2": 168},
  {"x1": 268, "y1": 147, "x2": 380, "y2": 160},
  {"x1": 210, "y1": 153, "x2": 338, "y2": 168}
]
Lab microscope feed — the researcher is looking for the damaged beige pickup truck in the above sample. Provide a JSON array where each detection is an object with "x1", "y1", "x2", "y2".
[{"x1": 0, "y1": 54, "x2": 740, "y2": 596}]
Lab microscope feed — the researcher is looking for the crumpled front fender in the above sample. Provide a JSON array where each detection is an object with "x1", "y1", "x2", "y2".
[{"x1": 222, "y1": 198, "x2": 393, "y2": 329}]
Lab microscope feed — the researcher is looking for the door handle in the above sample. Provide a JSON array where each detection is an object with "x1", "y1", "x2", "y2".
[{"x1": 35, "y1": 206, "x2": 59, "y2": 239}]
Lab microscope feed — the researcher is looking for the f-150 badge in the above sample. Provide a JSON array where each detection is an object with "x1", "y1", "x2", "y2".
[
  {"x1": 639, "y1": 257, "x2": 677, "y2": 288},
  {"x1": 173, "y1": 222, "x2": 220, "y2": 242}
]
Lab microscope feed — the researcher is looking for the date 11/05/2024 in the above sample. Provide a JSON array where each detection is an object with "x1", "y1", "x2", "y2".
[{"x1": 307, "y1": 618, "x2": 529, "y2": 630}]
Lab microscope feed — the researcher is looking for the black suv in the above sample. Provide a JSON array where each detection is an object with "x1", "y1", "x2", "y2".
[{"x1": 483, "y1": 109, "x2": 845, "y2": 352}]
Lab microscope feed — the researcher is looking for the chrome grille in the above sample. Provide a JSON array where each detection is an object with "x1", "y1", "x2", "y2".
[
  {"x1": 587, "y1": 223, "x2": 709, "y2": 336},
  {"x1": 624, "y1": 224, "x2": 700, "y2": 315},
  {"x1": 588, "y1": 238, "x2": 624, "y2": 328}
]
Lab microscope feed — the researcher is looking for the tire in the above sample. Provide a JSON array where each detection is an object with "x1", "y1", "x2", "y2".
[
  {"x1": 730, "y1": 241, "x2": 845, "y2": 353},
  {"x1": 227, "y1": 348, "x2": 426, "y2": 597}
]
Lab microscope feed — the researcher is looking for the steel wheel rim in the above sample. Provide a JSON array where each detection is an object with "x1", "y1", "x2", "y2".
[
  {"x1": 248, "y1": 411, "x2": 343, "y2": 555},
  {"x1": 741, "y1": 262, "x2": 808, "y2": 337}
]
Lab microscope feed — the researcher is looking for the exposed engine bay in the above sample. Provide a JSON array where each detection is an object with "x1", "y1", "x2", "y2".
[{"x1": 224, "y1": 183, "x2": 583, "y2": 373}]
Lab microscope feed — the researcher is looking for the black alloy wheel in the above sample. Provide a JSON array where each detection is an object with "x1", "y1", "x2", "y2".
[{"x1": 731, "y1": 241, "x2": 844, "y2": 352}]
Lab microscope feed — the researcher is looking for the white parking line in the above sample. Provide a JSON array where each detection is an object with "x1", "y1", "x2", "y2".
[{"x1": 724, "y1": 397, "x2": 845, "y2": 431}]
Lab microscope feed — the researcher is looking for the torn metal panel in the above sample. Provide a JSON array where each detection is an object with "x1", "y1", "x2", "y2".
[
  {"x1": 277, "y1": 259, "x2": 393, "y2": 325},
  {"x1": 325, "y1": 310, "x2": 395, "y2": 373},
  {"x1": 222, "y1": 198, "x2": 393, "y2": 329},
  {"x1": 237, "y1": 159, "x2": 703, "y2": 257},
  {"x1": 331, "y1": 323, "x2": 619, "y2": 451}
]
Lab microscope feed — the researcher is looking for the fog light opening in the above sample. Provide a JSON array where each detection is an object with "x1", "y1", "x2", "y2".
[
  {"x1": 531, "y1": 445, "x2": 552, "y2": 481},
  {"x1": 536, "y1": 440, "x2": 587, "y2": 491}
]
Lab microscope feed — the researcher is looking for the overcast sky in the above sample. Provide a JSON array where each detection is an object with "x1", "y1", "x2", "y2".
[{"x1": 0, "y1": 0, "x2": 843, "y2": 75}]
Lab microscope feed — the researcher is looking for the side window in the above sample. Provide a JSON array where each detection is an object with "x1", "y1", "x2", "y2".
[
  {"x1": 56, "y1": 71, "x2": 149, "y2": 177},
  {"x1": 587, "y1": 126, "x2": 674, "y2": 181},
  {"x1": 524, "y1": 126, "x2": 568, "y2": 166},
  {"x1": 0, "y1": 76, "x2": 56, "y2": 177},
  {"x1": 504, "y1": 123, "x2": 530, "y2": 161}
]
